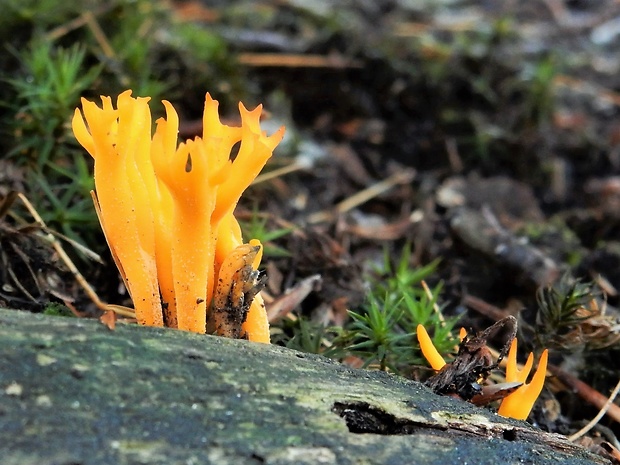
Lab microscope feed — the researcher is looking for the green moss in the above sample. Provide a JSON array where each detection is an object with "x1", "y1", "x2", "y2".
[{"x1": 42, "y1": 302, "x2": 74, "y2": 317}]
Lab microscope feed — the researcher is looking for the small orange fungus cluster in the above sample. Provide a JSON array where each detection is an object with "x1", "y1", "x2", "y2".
[
  {"x1": 72, "y1": 90, "x2": 284, "y2": 343},
  {"x1": 417, "y1": 324, "x2": 548, "y2": 420},
  {"x1": 497, "y1": 339, "x2": 549, "y2": 420}
]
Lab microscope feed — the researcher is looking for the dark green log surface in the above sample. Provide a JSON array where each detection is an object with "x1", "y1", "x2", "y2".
[{"x1": 0, "y1": 308, "x2": 609, "y2": 465}]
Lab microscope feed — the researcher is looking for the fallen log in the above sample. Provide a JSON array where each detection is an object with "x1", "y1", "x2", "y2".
[{"x1": 0, "y1": 308, "x2": 609, "y2": 465}]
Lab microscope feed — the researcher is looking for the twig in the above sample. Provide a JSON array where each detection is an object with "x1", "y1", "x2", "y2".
[
  {"x1": 238, "y1": 53, "x2": 363, "y2": 69},
  {"x1": 554, "y1": 75, "x2": 620, "y2": 108},
  {"x1": 253, "y1": 162, "x2": 308, "y2": 185},
  {"x1": 463, "y1": 294, "x2": 514, "y2": 323},
  {"x1": 568, "y1": 378, "x2": 620, "y2": 442},
  {"x1": 307, "y1": 169, "x2": 415, "y2": 224},
  {"x1": 45, "y1": 4, "x2": 114, "y2": 41},
  {"x1": 394, "y1": 19, "x2": 481, "y2": 36},
  {"x1": 6, "y1": 262, "x2": 38, "y2": 303},
  {"x1": 549, "y1": 363, "x2": 620, "y2": 424},
  {"x1": 83, "y1": 11, "x2": 131, "y2": 87},
  {"x1": 84, "y1": 11, "x2": 115, "y2": 59},
  {"x1": 16, "y1": 193, "x2": 136, "y2": 318},
  {"x1": 421, "y1": 280, "x2": 445, "y2": 324},
  {"x1": 266, "y1": 274, "x2": 322, "y2": 323},
  {"x1": 445, "y1": 138, "x2": 463, "y2": 173}
]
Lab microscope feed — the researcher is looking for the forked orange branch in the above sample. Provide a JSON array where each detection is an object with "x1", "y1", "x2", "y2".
[{"x1": 72, "y1": 91, "x2": 284, "y2": 342}]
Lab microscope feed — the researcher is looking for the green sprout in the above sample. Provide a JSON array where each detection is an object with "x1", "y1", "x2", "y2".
[
  {"x1": 329, "y1": 246, "x2": 459, "y2": 374},
  {"x1": 535, "y1": 276, "x2": 600, "y2": 352},
  {"x1": 275, "y1": 317, "x2": 337, "y2": 355},
  {"x1": 7, "y1": 40, "x2": 100, "y2": 167},
  {"x1": 334, "y1": 293, "x2": 412, "y2": 372},
  {"x1": 5, "y1": 40, "x2": 100, "y2": 244}
]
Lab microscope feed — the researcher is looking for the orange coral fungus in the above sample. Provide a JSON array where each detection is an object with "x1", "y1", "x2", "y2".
[
  {"x1": 498, "y1": 339, "x2": 548, "y2": 420},
  {"x1": 416, "y1": 324, "x2": 447, "y2": 371},
  {"x1": 417, "y1": 324, "x2": 547, "y2": 420},
  {"x1": 72, "y1": 90, "x2": 284, "y2": 343}
]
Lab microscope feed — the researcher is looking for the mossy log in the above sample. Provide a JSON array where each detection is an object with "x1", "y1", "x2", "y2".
[{"x1": 0, "y1": 308, "x2": 609, "y2": 465}]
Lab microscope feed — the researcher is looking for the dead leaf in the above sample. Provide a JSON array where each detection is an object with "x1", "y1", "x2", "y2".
[{"x1": 100, "y1": 310, "x2": 116, "y2": 330}]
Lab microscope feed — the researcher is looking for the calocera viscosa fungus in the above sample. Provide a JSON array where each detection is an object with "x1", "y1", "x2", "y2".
[
  {"x1": 417, "y1": 324, "x2": 547, "y2": 420},
  {"x1": 497, "y1": 338, "x2": 548, "y2": 420},
  {"x1": 72, "y1": 90, "x2": 284, "y2": 343}
]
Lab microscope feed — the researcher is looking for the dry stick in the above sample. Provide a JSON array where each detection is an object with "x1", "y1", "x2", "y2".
[
  {"x1": 421, "y1": 282, "x2": 539, "y2": 390},
  {"x1": 83, "y1": 11, "x2": 116, "y2": 59},
  {"x1": 549, "y1": 363, "x2": 620, "y2": 424},
  {"x1": 83, "y1": 11, "x2": 131, "y2": 87},
  {"x1": 237, "y1": 53, "x2": 363, "y2": 69},
  {"x1": 16, "y1": 193, "x2": 136, "y2": 319},
  {"x1": 307, "y1": 169, "x2": 415, "y2": 224},
  {"x1": 266, "y1": 274, "x2": 322, "y2": 323},
  {"x1": 6, "y1": 264, "x2": 38, "y2": 303},
  {"x1": 422, "y1": 284, "x2": 511, "y2": 368},
  {"x1": 394, "y1": 19, "x2": 482, "y2": 36},
  {"x1": 422, "y1": 280, "x2": 467, "y2": 356},
  {"x1": 568, "y1": 378, "x2": 620, "y2": 442},
  {"x1": 234, "y1": 209, "x2": 299, "y2": 234},
  {"x1": 463, "y1": 295, "x2": 543, "y2": 374},
  {"x1": 421, "y1": 280, "x2": 445, "y2": 324},
  {"x1": 592, "y1": 273, "x2": 618, "y2": 298},
  {"x1": 45, "y1": 4, "x2": 114, "y2": 41},
  {"x1": 461, "y1": 294, "x2": 509, "y2": 362},
  {"x1": 554, "y1": 75, "x2": 620, "y2": 108},
  {"x1": 253, "y1": 162, "x2": 308, "y2": 185},
  {"x1": 445, "y1": 138, "x2": 463, "y2": 173},
  {"x1": 463, "y1": 294, "x2": 514, "y2": 323}
]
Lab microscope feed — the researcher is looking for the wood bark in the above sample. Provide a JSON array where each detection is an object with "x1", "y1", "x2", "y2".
[{"x1": 0, "y1": 308, "x2": 610, "y2": 465}]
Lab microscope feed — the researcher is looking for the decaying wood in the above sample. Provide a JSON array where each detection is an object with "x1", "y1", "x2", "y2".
[
  {"x1": 210, "y1": 244, "x2": 265, "y2": 340},
  {"x1": 0, "y1": 309, "x2": 610, "y2": 465},
  {"x1": 425, "y1": 316, "x2": 518, "y2": 403}
]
